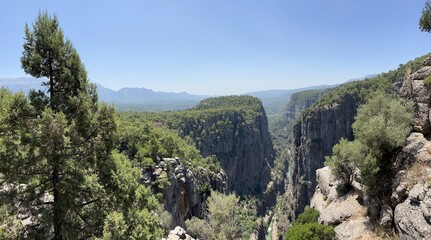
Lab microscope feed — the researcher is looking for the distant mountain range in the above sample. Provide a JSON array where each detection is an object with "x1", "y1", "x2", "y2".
[
  {"x1": 244, "y1": 85, "x2": 336, "y2": 115},
  {"x1": 95, "y1": 84, "x2": 209, "y2": 111},
  {"x1": 0, "y1": 78, "x2": 47, "y2": 93},
  {"x1": 0, "y1": 78, "x2": 209, "y2": 111},
  {"x1": 0, "y1": 77, "x2": 336, "y2": 113}
]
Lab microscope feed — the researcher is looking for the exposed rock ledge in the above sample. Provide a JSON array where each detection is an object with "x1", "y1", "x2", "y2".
[
  {"x1": 163, "y1": 226, "x2": 195, "y2": 240},
  {"x1": 310, "y1": 166, "x2": 375, "y2": 240},
  {"x1": 392, "y1": 133, "x2": 431, "y2": 240},
  {"x1": 394, "y1": 183, "x2": 431, "y2": 240}
]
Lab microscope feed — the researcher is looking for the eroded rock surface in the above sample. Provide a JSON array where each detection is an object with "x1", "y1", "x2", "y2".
[
  {"x1": 163, "y1": 226, "x2": 195, "y2": 240},
  {"x1": 311, "y1": 167, "x2": 374, "y2": 240},
  {"x1": 394, "y1": 183, "x2": 431, "y2": 240},
  {"x1": 143, "y1": 157, "x2": 226, "y2": 227},
  {"x1": 400, "y1": 56, "x2": 431, "y2": 135}
]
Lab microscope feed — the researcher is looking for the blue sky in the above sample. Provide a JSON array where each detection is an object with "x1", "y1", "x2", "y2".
[{"x1": 1, "y1": 0, "x2": 430, "y2": 95}]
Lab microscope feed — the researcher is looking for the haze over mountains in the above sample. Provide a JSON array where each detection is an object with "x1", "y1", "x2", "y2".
[{"x1": 0, "y1": 77, "x2": 335, "y2": 113}]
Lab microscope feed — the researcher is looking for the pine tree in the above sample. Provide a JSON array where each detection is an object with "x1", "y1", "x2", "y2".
[
  {"x1": 420, "y1": 0, "x2": 431, "y2": 32},
  {"x1": 0, "y1": 12, "x2": 116, "y2": 239}
]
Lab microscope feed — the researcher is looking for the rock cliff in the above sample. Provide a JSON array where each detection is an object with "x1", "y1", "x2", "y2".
[
  {"x1": 179, "y1": 101, "x2": 275, "y2": 196},
  {"x1": 400, "y1": 59, "x2": 431, "y2": 135},
  {"x1": 142, "y1": 157, "x2": 226, "y2": 228},
  {"x1": 393, "y1": 56, "x2": 431, "y2": 239},
  {"x1": 141, "y1": 96, "x2": 275, "y2": 227},
  {"x1": 284, "y1": 89, "x2": 328, "y2": 122},
  {"x1": 288, "y1": 93, "x2": 360, "y2": 216}
]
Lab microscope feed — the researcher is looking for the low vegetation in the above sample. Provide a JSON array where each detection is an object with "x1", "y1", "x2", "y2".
[
  {"x1": 186, "y1": 191, "x2": 258, "y2": 240},
  {"x1": 285, "y1": 206, "x2": 335, "y2": 240}
]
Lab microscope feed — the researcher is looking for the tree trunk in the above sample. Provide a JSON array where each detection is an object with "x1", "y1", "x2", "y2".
[
  {"x1": 49, "y1": 52, "x2": 55, "y2": 112},
  {"x1": 52, "y1": 159, "x2": 63, "y2": 240}
]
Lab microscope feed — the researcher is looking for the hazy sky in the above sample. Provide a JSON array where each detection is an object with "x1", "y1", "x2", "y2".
[{"x1": 1, "y1": 0, "x2": 430, "y2": 95}]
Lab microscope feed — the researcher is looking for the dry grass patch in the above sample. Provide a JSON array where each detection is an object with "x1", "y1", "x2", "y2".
[{"x1": 406, "y1": 162, "x2": 431, "y2": 190}]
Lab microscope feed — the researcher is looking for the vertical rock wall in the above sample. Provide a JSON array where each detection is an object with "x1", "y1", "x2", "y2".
[
  {"x1": 288, "y1": 93, "x2": 360, "y2": 216},
  {"x1": 180, "y1": 105, "x2": 275, "y2": 196}
]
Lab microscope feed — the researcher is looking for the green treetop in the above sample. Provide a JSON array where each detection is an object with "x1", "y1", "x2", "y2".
[
  {"x1": 21, "y1": 12, "x2": 97, "y2": 116},
  {"x1": 420, "y1": 0, "x2": 431, "y2": 32}
]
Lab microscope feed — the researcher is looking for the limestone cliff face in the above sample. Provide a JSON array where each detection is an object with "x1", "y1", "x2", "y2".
[
  {"x1": 288, "y1": 93, "x2": 359, "y2": 215},
  {"x1": 400, "y1": 58, "x2": 431, "y2": 135},
  {"x1": 143, "y1": 96, "x2": 275, "y2": 228},
  {"x1": 393, "y1": 56, "x2": 431, "y2": 239},
  {"x1": 142, "y1": 157, "x2": 227, "y2": 228},
  {"x1": 310, "y1": 167, "x2": 376, "y2": 240},
  {"x1": 284, "y1": 90, "x2": 328, "y2": 122},
  {"x1": 180, "y1": 105, "x2": 275, "y2": 196}
]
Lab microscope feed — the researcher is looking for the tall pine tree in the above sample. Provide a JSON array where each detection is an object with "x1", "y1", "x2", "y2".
[
  {"x1": 1, "y1": 12, "x2": 165, "y2": 239},
  {"x1": 0, "y1": 12, "x2": 117, "y2": 239}
]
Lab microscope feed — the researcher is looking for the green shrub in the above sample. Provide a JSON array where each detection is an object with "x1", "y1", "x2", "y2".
[
  {"x1": 284, "y1": 206, "x2": 335, "y2": 240},
  {"x1": 325, "y1": 139, "x2": 366, "y2": 194},
  {"x1": 294, "y1": 206, "x2": 320, "y2": 225},
  {"x1": 326, "y1": 92, "x2": 412, "y2": 196},
  {"x1": 285, "y1": 222, "x2": 336, "y2": 240},
  {"x1": 424, "y1": 74, "x2": 431, "y2": 85},
  {"x1": 352, "y1": 92, "x2": 412, "y2": 195},
  {"x1": 185, "y1": 191, "x2": 258, "y2": 240}
]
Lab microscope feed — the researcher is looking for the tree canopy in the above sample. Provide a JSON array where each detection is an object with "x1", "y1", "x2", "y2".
[
  {"x1": 285, "y1": 206, "x2": 335, "y2": 240},
  {"x1": 326, "y1": 92, "x2": 412, "y2": 196},
  {"x1": 185, "y1": 191, "x2": 258, "y2": 240},
  {"x1": 420, "y1": 0, "x2": 431, "y2": 32},
  {"x1": 0, "y1": 12, "x2": 164, "y2": 239}
]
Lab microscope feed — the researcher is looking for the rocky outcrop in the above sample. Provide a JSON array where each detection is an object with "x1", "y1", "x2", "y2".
[
  {"x1": 142, "y1": 157, "x2": 226, "y2": 228},
  {"x1": 391, "y1": 133, "x2": 431, "y2": 239},
  {"x1": 288, "y1": 93, "x2": 360, "y2": 216},
  {"x1": 311, "y1": 167, "x2": 375, "y2": 240},
  {"x1": 163, "y1": 226, "x2": 195, "y2": 240},
  {"x1": 284, "y1": 90, "x2": 328, "y2": 122},
  {"x1": 180, "y1": 105, "x2": 274, "y2": 196},
  {"x1": 394, "y1": 183, "x2": 431, "y2": 240},
  {"x1": 390, "y1": 56, "x2": 431, "y2": 239},
  {"x1": 400, "y1": 57, "x2": 431, "y2": 135},
  {"x1": 394, "y1": 133, "x2": 431, "y2": 170}
]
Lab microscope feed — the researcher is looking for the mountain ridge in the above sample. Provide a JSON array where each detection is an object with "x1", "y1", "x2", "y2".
[{"x1": 0, "y1": 77, "x2": 337, "y2": 113}]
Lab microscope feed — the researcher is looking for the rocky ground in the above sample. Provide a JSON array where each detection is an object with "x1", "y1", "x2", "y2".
[{"x1": 310, "y1": 167, "x2": 376, "y2": 240}]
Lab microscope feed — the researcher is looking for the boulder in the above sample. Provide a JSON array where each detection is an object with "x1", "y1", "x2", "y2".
[
  {"x1": 422, "y1": 55, "x2": 431, "y2": 66},
  {"x1": 166, "y1": 226, "x2": 195, "y2": 240},
  {"x1": 379, "y1": 204, "x2": 393, "y2": 228},
  {"x1": 394, "y1": 133, "x2": 431, "y2": 169},
  {"x1": 315, "y1": 167, "x2": 338, "y2": 201},
  {"x1": 392, "y1": 182, "x2": 408, "y2": 207},
  {"x1": 318, "y1": 193, "x2": 364, "y2": 226},
  {"x1": 394, "y1": 183, "x2": 431, "y2": 240},
  {"x1": 335, "y1": 218, "x2": 374, "y2": 240},
  {"x1": 310, "y1": 188, "x2": 327, "y2": 213},
  {"x1": 410, "y1": 66, "x2": 431, "y2": 81}
]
